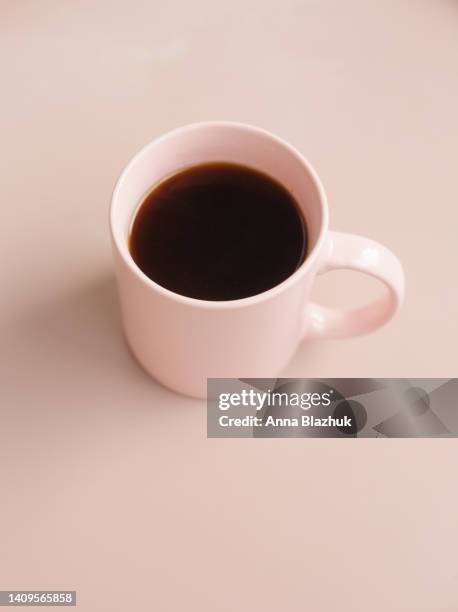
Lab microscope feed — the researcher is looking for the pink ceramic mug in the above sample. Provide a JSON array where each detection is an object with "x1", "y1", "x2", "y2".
[{"x1": 110, "y1": 122, "x2": 405, "y2": 398}]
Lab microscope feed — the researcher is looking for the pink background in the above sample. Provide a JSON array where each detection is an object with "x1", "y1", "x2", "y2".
[{"x1": 1, "y1": 1, "x2": 457, "y2": 610}]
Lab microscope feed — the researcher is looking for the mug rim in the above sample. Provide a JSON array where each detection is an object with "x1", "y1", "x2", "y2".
[{"x1": 110, "y1": 120, "x2": 329, "y2": 310}]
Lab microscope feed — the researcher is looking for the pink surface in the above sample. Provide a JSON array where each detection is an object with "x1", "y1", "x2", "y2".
[{"x1": 1, "y1": 1, "x2": 458, "y2": 610}]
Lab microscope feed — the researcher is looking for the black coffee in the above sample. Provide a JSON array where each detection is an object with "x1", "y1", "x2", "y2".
[{"x1": 129, "y1": 162, "x2": 308, "y2": 301}]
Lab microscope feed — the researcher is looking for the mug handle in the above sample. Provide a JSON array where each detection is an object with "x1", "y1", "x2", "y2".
[{"x1": 304, "y1": 231, "x2": 405, "y2": 338}]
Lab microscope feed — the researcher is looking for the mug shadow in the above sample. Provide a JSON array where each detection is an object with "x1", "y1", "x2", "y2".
[{"x1": 5, "y1": 273, "x2": 199, "y2": 421}]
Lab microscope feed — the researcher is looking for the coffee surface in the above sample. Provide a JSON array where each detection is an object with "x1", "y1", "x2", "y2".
[{"x1": 129, "y1": 162, "x2": 307, "y2": 301}]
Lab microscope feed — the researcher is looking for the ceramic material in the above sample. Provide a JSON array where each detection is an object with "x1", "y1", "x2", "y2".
[{"x1": 110, "y1": 122, "x2": 405, "y2": 398}]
